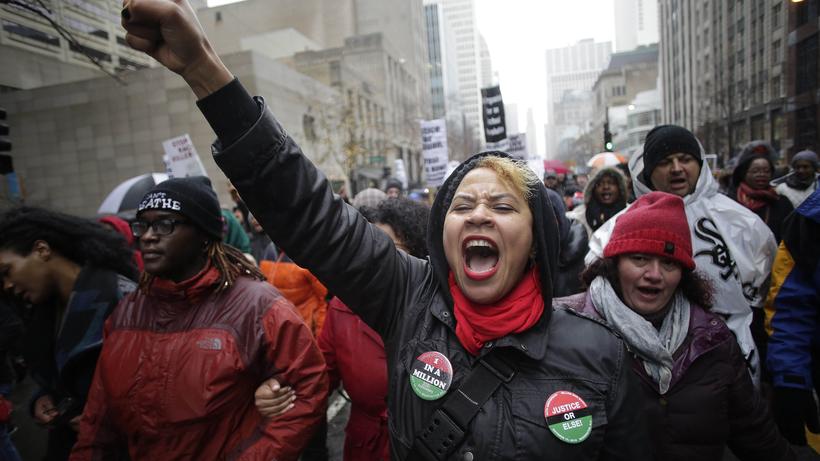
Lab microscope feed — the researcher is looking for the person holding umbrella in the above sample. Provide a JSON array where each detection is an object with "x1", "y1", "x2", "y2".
[{"x1": 115, "y1": 2, "x2": 650, "y2": 459}]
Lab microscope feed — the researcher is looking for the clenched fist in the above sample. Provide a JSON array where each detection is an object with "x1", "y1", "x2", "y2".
[{"x1": 121, "y1": 0, "x2": 233, "y2": 98}]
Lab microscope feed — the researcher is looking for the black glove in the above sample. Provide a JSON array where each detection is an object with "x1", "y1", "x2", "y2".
[{"x1": 773, "y1": 386, "x2": 818, "y2": 445}]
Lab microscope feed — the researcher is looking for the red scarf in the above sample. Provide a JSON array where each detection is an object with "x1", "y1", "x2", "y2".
[
  {"x1": 149, "y1": 262, "x2": 221, "y2": 303},
  {"x1": 449, "y1": 267, "x2": 544, "y2": 356},
  {"x1": 737, "y1": 182, "x2": 780, "y2": 211}
]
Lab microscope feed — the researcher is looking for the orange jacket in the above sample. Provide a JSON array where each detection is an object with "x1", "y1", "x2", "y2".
[{"x1": 260, "y1": 260, "x2": 328, "y2": 336}]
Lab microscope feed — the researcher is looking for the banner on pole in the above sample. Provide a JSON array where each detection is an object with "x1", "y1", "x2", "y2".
[
  {"x1": 421, "y1": 119, "x2": 449, "y2": 187},
  {"x1": 507, "y1": 133, "x2": 527, "y2": 160},
  {"x1": 481, "y1": 85, "x2": 507, "y2": 144},
  {"x1": 162, "y1": 134, "x2": 207, "y2": 178}
]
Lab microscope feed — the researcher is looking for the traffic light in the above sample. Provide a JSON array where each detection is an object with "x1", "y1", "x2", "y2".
[
  {"x1": 0, "y1": 107, "x2": 11, "y2": 175},
  {"x1": 603, "y1": 122, "x2": 613, "y2": 152},
  {"x1": 0, "y1": 107, "x2": 9, "y2": 153}
]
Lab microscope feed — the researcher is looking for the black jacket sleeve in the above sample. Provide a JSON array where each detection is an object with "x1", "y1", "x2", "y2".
[
  {"x1": 210, "y1": 96, "x2": 423, "y2": 340},
  {"x1": 600, "y1": 344, "x2": 654, "y2": 461},
  {"x1": 724, "y1": 338, "x2": 795, "y2": 461}
]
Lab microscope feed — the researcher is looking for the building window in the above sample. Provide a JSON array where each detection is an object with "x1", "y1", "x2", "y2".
[
  {"x1": 118, "y1": 57, "x2": 146, "y2": 71},
  {"x1": 2, "y1": 19, "x2": 60, "y2": 49},
  {"x1": 770, "y1": 109, "x2": 783, "y2": 150},
  {"x1": 795, "y1": 34, "x2": 818, "y2": 95},
  {"x1": 772, "y1": 3, "x2": 782, "y2": 28},
  {"x1": 796, "y1": 0, "x2": 820, "y2": 27},
  {"x1": 63, "y1": 15, "x2": 109, "y2": 40},
  {"x1": 69, "y1": 41, "x2": 111, "y2": 62},
  {"x1": 772, "y1": 39, "x2": 781, "y2": 65}
]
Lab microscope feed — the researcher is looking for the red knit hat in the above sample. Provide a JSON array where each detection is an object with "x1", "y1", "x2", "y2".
[{"x1": 603, "y1": 191, "x2": 695, "y2": 270}]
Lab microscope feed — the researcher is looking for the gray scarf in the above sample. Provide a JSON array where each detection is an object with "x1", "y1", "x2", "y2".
[{"x1": 590, "y1": 276, "x2": 691, "y2": 394}]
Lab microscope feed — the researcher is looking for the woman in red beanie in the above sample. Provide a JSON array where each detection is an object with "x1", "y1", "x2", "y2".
[{"x1": 560, "y1": 191, "x2": 793, "y2": 461}]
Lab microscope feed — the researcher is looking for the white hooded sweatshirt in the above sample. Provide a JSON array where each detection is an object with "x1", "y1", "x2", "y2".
[{"x1": 586, "y1": 149, "x2": 777, "y2": 383}]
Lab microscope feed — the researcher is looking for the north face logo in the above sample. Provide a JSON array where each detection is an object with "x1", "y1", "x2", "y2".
[{"x1": 196, "y1": 338, "x2": 223, "y2": 351}]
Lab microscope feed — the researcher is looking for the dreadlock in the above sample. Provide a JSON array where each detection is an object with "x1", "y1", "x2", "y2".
[
  {"x1": 139, "y1": 240, "x2": 264, "y2": 293},
  {"x1": 0, "y1": 206, "x2": 137, "y2": 280}
]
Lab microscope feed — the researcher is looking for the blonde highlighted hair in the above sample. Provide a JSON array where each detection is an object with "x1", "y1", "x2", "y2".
[{"x1": 475, "y1": 155, "x2": 540, "y2": 201}]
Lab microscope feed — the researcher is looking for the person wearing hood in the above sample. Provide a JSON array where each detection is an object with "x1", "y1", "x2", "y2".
[
  {"x1": 546, "y1": 187, "x2": 589, "y2": 297},
  {"x1": 70, "y1": 177, "x2": 328, "y2": 460},
  {"x1": 730, "y1": 141, "x2": 794, "y2": 243},
  {"x1": 587, "y1": 125, "x2": 777, "y2": 385},
  {"x1": 119, "y1": 3, "x2": 652, "y2": 458},
  {"x1": 775, "y1": 149, "x2": 819, "y2": 209},
  {"x1": 566, "y1": 167, "x2": 628, "y2": 238},
  {"x1": 385, "y1": 177, "x2": 404, "y2": 198}
]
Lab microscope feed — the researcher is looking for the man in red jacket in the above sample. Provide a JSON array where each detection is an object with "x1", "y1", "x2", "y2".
[{"x1": 71, "y1": 177, "x2": 328, "y2": 461}]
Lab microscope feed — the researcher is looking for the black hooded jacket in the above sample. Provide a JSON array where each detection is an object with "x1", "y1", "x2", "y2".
[{"x1": 203, "y1": 80, "x2": 651, "y2": 460}]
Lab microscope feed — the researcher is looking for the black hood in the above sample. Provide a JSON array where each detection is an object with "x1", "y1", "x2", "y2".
[
  {"x1": 584, "y1": 166, "x2": 627, "y2": 206},
  {"x1": 426, "y1": 151, "x2": 560, "y2": 315}
]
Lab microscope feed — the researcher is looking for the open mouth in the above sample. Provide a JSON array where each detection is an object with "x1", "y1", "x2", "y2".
[
  {"x1": 463, "y1": 237, "x2": 499, "y2": 281},
  {"x1": 636, "y1": 286, "x2": 662, "y2": 298},
  {"x1": 669, "y1": 177, "x2": 687, "y2": 189}
]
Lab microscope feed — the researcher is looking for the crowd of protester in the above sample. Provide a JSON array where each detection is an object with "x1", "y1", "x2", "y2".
[{"x1": 0, "y1": 1, "x2": 818, "y2": 460}]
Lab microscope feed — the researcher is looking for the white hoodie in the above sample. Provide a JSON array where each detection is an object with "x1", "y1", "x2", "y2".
[{"x1": 586, "y1": 149, "x2": 777, "y2": 383}]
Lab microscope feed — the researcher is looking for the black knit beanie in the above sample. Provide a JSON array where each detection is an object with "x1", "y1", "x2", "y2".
[
  {"x1": 642, "y1": 125, "x2": 702, "y2": 187},
  {"x1": 137, "y1": 176, "x2": 223, "y2": 240}
]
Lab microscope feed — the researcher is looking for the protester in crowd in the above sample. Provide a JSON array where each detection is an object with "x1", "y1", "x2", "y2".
[
  {"x1": 765, "y1": 187, "x2": 820, "y2": 450},
  {"x1": 384, "y1": 177, "x2": 403, "y2": 198},
  {"x1": 543, "y1": 169, "x2": 559, "y2": 192},
  {"x1": 614, "y1": 162, "x2": 635, "y2": 203},
  {"x1": 98, "y1": 215, "x2": 144, "y2": 271},
  {"x1": 576, "y1": 172, "x2": 589, "y2": 189},
  {"x1": 588, "y1": 125, "x2": 777, "y2": 384},
  {"x1": 545, "y1": 188, "x2": 589, "y2": 297},
  {"x1": 221, "y1": 208, "x2": 252, "y2": 254},
  {"x1": 70, "y1": 177, "x2": 328, "y2": 460},
  {"x1": 557, "y1": 170, "x2": 571, "y2": 191},
  {"x1": 564, "y1": 192, "x2": 793, "y2": 461},
  {"x1": 567, "y1": 166, "x2": 628, "y2": 238},
  {"x1": 119, "y1": 5, "x2": 653, "y2": 458},
  {"x1": 730, "y1": 141, "x2": 794, "y2": 243},
  {"x1": 0, "y1": 295, "x2": 23, "y2": 461},
  {"x1": 0, "y1": 207, "x2": 138, "y2": 461},
  {"x1": 352, "y1": 187, "x2": 387, "y2": 210},
  {"x1": 258, "y1": 198, "x2": 432, "y2": 461},
  {"x1": 562, "y1": 186, "x2": 582, "y2": 211},
  {"x1": 775, "y1": 149, "x2": 819, "y2": 208},
  {"x1": 259, "y1": 253, "x2": 328, "y2": 337},
  {"x1": 247, "y1": 212, "x2": 278, "y2": 264}
]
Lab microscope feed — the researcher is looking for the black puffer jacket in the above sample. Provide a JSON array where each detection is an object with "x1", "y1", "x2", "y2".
[{"x1": 206, "y1": 84, "x2": 651, "y2": 460}]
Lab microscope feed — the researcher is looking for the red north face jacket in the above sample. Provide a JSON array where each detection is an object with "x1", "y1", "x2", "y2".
[{"x1": 70, "y1": 265, "x2": 328, "y2": 461}]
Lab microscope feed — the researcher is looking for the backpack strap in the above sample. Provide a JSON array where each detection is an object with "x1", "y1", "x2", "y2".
[{"x1": 409, "y1": 350, "x2": 516, "y2": 461}]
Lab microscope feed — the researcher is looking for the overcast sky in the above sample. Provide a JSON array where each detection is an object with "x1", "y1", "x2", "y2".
[{"x1": 475, "y1": 0, "x2": 615, "y2": 156}]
